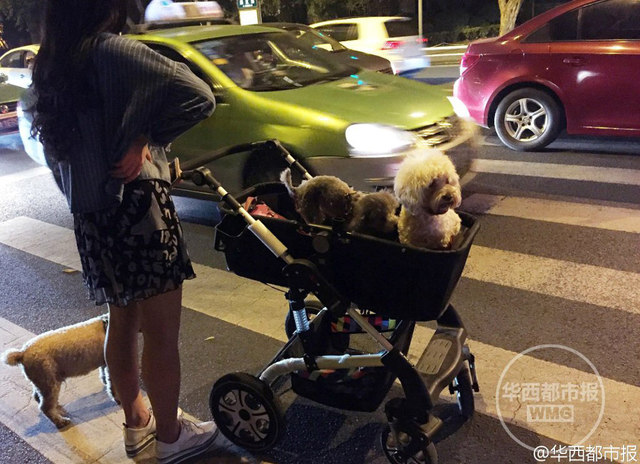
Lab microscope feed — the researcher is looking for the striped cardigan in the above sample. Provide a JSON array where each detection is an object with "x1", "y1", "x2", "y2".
[{"x1": 33, "y1": 33, "x2": 215, "y2": 213}]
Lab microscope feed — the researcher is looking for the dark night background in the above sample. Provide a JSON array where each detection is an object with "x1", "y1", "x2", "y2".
[{"x1": 0, "y1": 0, "x2": 567, "y2": 49}]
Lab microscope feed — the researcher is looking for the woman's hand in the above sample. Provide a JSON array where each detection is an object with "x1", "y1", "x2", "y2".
[{"x1": 111, "y1": 136, "x2": 152, "y2": 183}]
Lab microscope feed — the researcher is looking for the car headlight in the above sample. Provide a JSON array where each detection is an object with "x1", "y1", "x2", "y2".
[{"x1": 346, "y1": 123, "x2": 417, "y2": 157}]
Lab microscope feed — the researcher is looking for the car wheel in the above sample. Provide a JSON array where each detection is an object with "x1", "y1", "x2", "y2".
[{"x1": 494, "y1": 88, "x2": 562, "y2": 151}]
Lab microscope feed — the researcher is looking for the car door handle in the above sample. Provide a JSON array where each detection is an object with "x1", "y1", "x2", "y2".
[{"x1": 562, "y1": 57, "x2": 584, "y2": 66}]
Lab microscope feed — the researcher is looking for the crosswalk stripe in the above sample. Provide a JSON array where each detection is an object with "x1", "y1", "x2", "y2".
[
  {"x1": 466, "y1": 245, "x2": 640, "y2": 315},
  {"x1": 0, "y1": 166, "x2": 51, "y2": 185},
  {"x1": 462, "y1": 193, "x2": 640, "y2": 234},
  {"x1": 2, "y1": 216, "x2": 637, "y2": 317},
  {"x1": 473, "y1": 159, "x2": 640, "y2": 186},
  {"x1": 2, "y1": 217, "x2": 639, "y2": 453},
  {"x1": 0, "y1": 216, "x2": 81, "y2": 270}
]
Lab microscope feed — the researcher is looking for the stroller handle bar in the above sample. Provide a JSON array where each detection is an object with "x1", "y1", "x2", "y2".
[
  {"x1": 181, "y1": 165, "x2": 294, "y2": 264},
  {"x1": 178, "y1": 139, "x2": 312, "y2": 181},
  {"x1": 177, "y1": 139, "x2": 317, "y2": 263},
  {"x1": 178, "y1": 139, "x2": 357, "y2": 320}
]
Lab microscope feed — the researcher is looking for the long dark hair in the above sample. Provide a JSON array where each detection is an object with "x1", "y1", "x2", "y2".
[{"x1": 31, "y1": 0, "x2": 128, "y2": 161}]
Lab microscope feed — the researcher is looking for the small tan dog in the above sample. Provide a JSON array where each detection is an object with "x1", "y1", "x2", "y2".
[
  {"x1": 347, "y1": 190, "x2": 399, "y2": 239},
  {"x1": 280, "y1": 168, "x2": 360, "y2": 225},
  {"x1": 394, "y1": 150, "x2": 462, "y2": 249},
  {"x1": 1, "y1": 314, "x2": 115, "y2": 428}
]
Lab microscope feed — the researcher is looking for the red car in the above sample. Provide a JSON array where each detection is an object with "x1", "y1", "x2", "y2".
[{"x1": 454, "y1": 0, "x2": 640, "y2": 151}]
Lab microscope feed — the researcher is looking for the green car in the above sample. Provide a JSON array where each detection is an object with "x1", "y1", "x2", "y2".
[
  {"x1": 20, "y1": 24, "x2": 475, "y2": 196},
  {"x1": 132, "y1": 24, "x2": 475, "y2": 196}
]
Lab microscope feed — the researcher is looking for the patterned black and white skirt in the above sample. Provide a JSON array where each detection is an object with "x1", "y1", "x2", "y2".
[{"x1": 73, "y1": 179, "x2": 196, "y2": 307}]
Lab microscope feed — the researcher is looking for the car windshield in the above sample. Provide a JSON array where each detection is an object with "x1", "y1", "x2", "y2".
[
  {"x1": 284, "y1": 26, "x2": 347, "y2": 52},
  {"x1": 193, "y1": 32, "x2": 356, "y2": 91}
]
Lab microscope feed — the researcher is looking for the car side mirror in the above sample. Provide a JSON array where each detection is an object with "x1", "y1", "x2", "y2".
[
  {"x1": 0, "y1": 73, "x2": 7, "y2": 84},
  {"x1": 198, "y1": 76, "x2": 224, "y2": 103},
  {"x1": 213, "y1": 90, "x2": 225, "y2": 104}
]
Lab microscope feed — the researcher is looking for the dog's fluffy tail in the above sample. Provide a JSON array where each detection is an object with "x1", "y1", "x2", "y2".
[
  {"x1": 280, "y1": 168, "x2": 296, "y2": 198},
  {"x1": 1, "y1": 348, "x2": 24, "y2": 366}
]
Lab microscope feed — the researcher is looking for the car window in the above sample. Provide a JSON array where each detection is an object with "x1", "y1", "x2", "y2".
[
  {"x1": 25, "y1": 51, "x2": 36, "y2": 70},
  {"x1": 384, "y1": 19, "x2": 419, "y2": 38},
  {"x1": 192, "y1": 32, "x2": 356, "y2": 91},
  {"x1": 0, "y1": 51, "x2": 24, "y2": 68},
  {"x1": 526, "y1": 0, "x2": 640, "y2": 43},
  {"x1": 579, "y1": 0, "x2": 640, "y2": 40},
  {"x1": 315, "y1": 24, "x2": 358, "y2": 42},
  {"x1": 288, "y1": 27, "x2": 346, "y2": 52},
  {"x1": 524, "y1": 9, "x2": 579, "y2": 42},
  {"x1": 145, "y1": 43, "x2": 213, "y2": 86}
]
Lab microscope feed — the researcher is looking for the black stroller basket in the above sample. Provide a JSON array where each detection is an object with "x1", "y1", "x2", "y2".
[
  {"x1": 214, "y1": 182, "x2": 477, "y2": 321},
  {"x1": 182, "y1": 140, "x2": 480, "y2": 464}
]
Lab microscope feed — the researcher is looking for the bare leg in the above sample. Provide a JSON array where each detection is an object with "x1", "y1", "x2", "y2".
[
  {"x1": 139, "y1": 287, "x2": 183, "y2": 443},
  {"x1": 106, "y1": 302, "x2": 149, "y2": 428}
]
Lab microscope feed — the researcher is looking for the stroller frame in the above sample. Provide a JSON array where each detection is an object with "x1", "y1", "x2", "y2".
[{"x1": 180, "y1": 140, "x2": 480, "y2": 464}]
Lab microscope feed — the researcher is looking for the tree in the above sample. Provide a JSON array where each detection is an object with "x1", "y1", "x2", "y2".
[
  {"x1": 498, "y1": 0, "x2": 524, "y2": 35},
  {"x1": 306, "y1": 0, "x2": 400, "y2": 22},
  {"x1": 261, "y1": 0, "x2": 308, "y2": 23},
  {"x1": 0, "y1": 0, "x2": 40, "y2": 44}
]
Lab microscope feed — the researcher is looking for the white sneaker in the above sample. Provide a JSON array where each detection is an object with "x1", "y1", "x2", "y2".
[
  {"x1": 156, "y1": 417, "x2": 219, "y2": 464},
  {"x1": 123, "y1": 409, "x2": 156, "y2": 458},
  {"x1": 123, "y1": 408, "x2": 184, "y2": 458}
]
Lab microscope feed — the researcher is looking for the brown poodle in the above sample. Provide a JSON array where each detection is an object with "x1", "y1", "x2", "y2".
[
  {"x1": 347, "y1": 190, "x2": 399, "y2": 239},
  {"x1": 1, "y1": 314, "x2": 116, "y2": 428},
  {"x1": 280, "y1": 168, "x2": 360, "y2": 225}
]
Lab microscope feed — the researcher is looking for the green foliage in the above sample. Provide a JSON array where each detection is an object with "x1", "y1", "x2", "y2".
[
  {"x1": 0, "y1": 0, "x2": 40, "y2": 45},
  {"x1": 259, "y1": 0, "x2": 308, "y2": 23},
  {"x1": 425, "y1": 0, "x2": 499, "y2": 33},
  {"x1": 306, "y1": 0, "x2": 399, "y2": 23},
  {"x1": 428, "y1": 24, "x2": 500, "y2": 45},
  {"x1": 0, "y1": 0, "x2": 39, "y2": 31},
  {"x1": 260, "y1": 0, "x2": 281, "y2": 19}
]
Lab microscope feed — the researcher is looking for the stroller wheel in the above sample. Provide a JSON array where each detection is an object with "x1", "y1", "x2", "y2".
[
  {"x1": 451, "y1": 366, "x2": 475, "y2": 419},
  {"x1": 209, "y1": 373, "x2": 285, "y2": 452},
  {"x1": 381, "y1": 424, "x2": 438, "y2": 464}
]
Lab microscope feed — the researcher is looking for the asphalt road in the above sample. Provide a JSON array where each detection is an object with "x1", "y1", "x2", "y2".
[{"x1": 1, "y1": 129, "x2": 639, "y2": 464}]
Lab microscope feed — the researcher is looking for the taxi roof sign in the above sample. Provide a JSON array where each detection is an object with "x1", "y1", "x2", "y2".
[{"x1": 144, "y1": 0, "x2": 224, "y2": 23}]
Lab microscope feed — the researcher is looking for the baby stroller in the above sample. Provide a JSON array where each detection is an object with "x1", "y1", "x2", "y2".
[{"x1": 179, "y1": 140, "x2": 480, "y2": 464}]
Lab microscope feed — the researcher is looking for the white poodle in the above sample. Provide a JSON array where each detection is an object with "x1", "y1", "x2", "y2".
[
  {"x1": 1, "y1": 314, "x2": 115, "y2": 428},
  {"x1": 394, "y1": 150, "x2": 462, "y2": 249}
]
